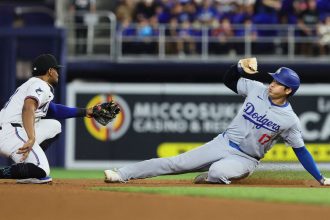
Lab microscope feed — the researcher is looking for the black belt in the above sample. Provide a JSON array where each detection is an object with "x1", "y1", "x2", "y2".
[
  {"x1": 11, "y1": 123, "x2": 22, "y2": 128},
  {"x1": 0, "y1": 123, "x2": 22, "y2": 130}
]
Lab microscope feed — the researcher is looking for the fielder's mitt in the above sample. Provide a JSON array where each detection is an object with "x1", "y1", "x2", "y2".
[
  {"x1": 92, "y1": 102, "x2": 120, "y2": 126},
  {"x1": 238, "y1": 57, "x2": 258, "y2": 74}
]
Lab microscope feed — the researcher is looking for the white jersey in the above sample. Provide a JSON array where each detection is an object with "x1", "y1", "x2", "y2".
[
  {"x1": 0, "y1": 77, "x2": 54, "y2": 125},
  {"x1": 224, "y1": 78, "x2": 304, "y2": 159}
]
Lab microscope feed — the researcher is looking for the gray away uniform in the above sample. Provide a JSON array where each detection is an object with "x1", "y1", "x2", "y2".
[{"x1": 117, "y1": 78, "x2": 304, "y2": 184}]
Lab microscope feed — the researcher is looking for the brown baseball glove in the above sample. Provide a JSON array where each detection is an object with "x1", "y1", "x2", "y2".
[{"x1": 238, "y1": 57, "x2": 258, "y2": 74}]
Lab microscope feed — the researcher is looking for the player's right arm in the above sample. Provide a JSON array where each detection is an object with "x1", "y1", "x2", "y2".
[
  {"x1": 223, "y1": 64, "x2": 241, "y2": 94},
  {"x1": 17, "y1": 98, "x2": 38, "y2": 161},
  {"x1": 223, "y1": 58, "x2": 261, "y2": 95}
]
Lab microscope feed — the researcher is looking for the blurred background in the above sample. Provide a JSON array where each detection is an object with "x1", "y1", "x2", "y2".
[{"x1": 0, "y1": 0, "x2": 330, "y2": 169}]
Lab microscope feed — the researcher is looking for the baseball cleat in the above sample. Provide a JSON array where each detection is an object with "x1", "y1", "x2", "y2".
[
  {"x1": 104, "y1": 170, "x2": 125, "y2": 183},
  {"x1": 16, "y1": 176, "x2": 53, "y2": 184},
  {"x1": 193, "y1": 172, "x2": 209, "y2": 184}
]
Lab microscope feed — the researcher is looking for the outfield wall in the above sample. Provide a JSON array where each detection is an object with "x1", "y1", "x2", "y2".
[{"x1": 65, "y1": 82, "x2": 330, "y2": 169}]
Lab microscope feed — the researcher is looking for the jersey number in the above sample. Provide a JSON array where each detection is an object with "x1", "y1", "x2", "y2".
[{"x1": 258, "y1": 134, "x2": 272, "y2": 145}]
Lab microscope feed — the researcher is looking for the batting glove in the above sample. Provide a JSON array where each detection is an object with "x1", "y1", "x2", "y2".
[
  {"x1": 238, "y1": 57, "x2": 258, "y2": 74},
  {"x1": 320, "y1": 177, "x2": 330, "y2": 185}
]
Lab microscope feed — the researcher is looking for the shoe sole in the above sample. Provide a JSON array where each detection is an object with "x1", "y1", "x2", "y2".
[{"x1": 16, "y1": 177, "x2": 53, "y2": 184}]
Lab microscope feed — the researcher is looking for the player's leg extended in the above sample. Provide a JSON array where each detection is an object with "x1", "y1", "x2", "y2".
[
  {"x1": 195, "y1": 155, "x2": 258, "y2": 184},
  {"x1": 117, "y1": 135, "x2": 231, "y2": 181},
  {"x1": 0, "y1": 124, "x2": 49, "y2": 179},
  {"x1": 35, "y1": 119, "x2": 61, "y2": 151}
]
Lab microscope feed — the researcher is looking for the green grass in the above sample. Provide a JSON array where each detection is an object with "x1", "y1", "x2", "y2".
[
  {"x1": 50, "y1": 168, "x2": 330, "y2": 180},
  {"x1": 50, "y1": 168, "x2": 103, "y2": 179},
  {"x1": 49, "y1": 169, "x2": 330, "y2": 205},
  {"x1": 95, "y1": 186, "x2": 330, "y2": 205}
]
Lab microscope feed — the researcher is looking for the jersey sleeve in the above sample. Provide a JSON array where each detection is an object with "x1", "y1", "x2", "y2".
[
  {"x1": 236, "y1": 78, "x2": 265, "y2": 97},
  {"x1": 25, "y1": 82, "x2": 49, "y2": 108},
  {"x1": 281, "y1": 117, "x2": 305, "y2": 148}
]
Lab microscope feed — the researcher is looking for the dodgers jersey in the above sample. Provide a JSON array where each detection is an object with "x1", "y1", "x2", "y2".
[
  {"x1": 0, "y1": 77, "x2": 54, "y2": 124},
  {"x1": 224, "y1": 78, "x2": 304, "y2": 159}
]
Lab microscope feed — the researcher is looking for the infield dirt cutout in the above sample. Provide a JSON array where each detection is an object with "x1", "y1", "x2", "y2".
[{"x1": 1, "y1": 178, "x2": 329, "y2": 220}]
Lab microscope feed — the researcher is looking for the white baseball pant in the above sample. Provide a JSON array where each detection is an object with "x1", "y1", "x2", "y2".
[{"x1": 0, "y1": 119, "x2": 61, "y2": 175}]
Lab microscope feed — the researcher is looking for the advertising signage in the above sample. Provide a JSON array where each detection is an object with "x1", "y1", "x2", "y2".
[{"x1": 66, "y1": 82, "x2": 330, "y2": 168}]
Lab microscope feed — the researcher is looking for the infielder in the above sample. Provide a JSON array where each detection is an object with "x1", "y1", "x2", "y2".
[
  {"x1": 0, "y1": 54, "x2": 119, "y2": 184},
  {"x1": 104, "y1": 58, "x2": 330, "y2": 185}
]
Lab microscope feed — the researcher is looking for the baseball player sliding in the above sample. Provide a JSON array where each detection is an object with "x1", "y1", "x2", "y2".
[
  {"x1": 0, "y1": 54, "x2": 120, "y2": 184},
  {"x1": 104, "y1": 58, "x2": 330, "y2": 185}
]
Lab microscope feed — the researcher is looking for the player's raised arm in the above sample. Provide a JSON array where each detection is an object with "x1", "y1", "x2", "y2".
[
  {"x1": 223, "y1": 57, "x2": 258, "y2": 94},
  {"x1": 238, "y1": 57, "x2": 258, "y2": 74}
]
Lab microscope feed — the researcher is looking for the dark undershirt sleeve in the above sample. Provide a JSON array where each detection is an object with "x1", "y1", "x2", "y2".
[{"x1": 223, "y1": 64, "x2": 243, "y2": 94}]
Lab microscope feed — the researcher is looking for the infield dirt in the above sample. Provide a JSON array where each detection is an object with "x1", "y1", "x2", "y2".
[{"x1": 0, "y1": 178, "x2": 329, "y2": 220}]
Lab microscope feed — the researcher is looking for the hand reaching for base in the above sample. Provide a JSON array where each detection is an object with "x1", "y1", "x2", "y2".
[{"x1": 321, "y1": 177, "x2": 330, "y2": 185}]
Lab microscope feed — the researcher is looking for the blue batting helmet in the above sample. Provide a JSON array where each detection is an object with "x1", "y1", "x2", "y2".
[{"x1": 268, "y1": 67, "x2": 300, "y2": 95}]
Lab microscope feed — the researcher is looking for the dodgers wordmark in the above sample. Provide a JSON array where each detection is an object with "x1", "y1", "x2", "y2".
[{"x1": 104, "y1": 58, "x2": 330, "y2": 186}]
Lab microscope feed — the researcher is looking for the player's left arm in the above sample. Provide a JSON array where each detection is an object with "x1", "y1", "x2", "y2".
[
  {"x1": 292, "y1": 146, "x2": 330, "y2": 185},
  {"x1": 284, "y1": 118, "x2": 330, "y2": 185},
  {"x1": 46, "y1": 102, "x2": 120, "y2": 126},
  {"x1": 45, "y1": 102, "x2": 92, "y2": 119}
]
